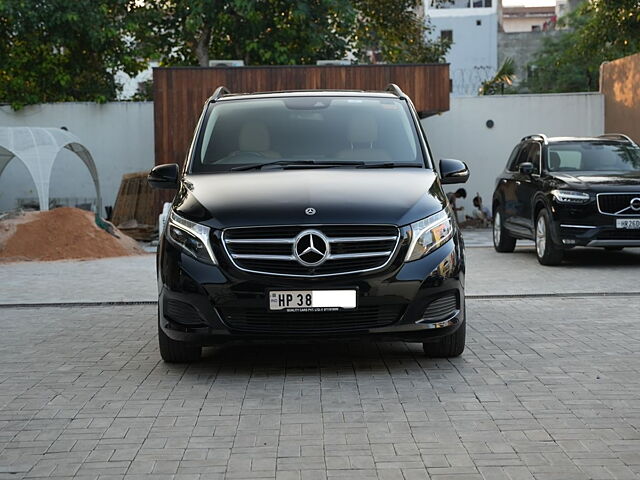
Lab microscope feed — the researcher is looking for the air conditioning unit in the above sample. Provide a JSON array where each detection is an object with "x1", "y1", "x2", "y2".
[
  {"x1": 208, "y1": 60, "x2": 245, "y2": 67},
  {"x1": 316, "y1": 60, "x2": 351, "y2": 66}
]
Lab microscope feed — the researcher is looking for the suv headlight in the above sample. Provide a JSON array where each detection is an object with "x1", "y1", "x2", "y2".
[
  {"x1": 551, "y1": 190, "x2": 590, "y2": 204},
  {"x1": 166, "y1": 210, "x2": 217, "y2": 264},
  {"x1": 405, "y1": 209, "x2": 454, "y2": 262}
]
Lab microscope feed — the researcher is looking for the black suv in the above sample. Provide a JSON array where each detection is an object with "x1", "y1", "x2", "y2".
[
  {"x1": 148, "y1": 85, "x2": 469, "y2": 362},
  {"x1": 492, "y1": 133, "x2": 640, "y2": 265}
]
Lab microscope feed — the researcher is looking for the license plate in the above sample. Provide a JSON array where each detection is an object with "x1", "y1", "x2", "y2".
[
  {"x1": 616, "y1": 219, "x2": 640, "y2": 229},
  {"x1": 269, "y1": 290, "x2": 357, "y2": 312}
]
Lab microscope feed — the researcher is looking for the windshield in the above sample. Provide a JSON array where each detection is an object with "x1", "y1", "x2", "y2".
[
  {"x1": 547, "y1": 141, "x2": 640, "y2": 173},
  {"x1": 191, "y1": 96, "x2": 426, "y2": 172}
]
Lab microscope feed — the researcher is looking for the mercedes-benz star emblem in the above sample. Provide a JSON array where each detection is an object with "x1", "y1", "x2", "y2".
[
  {"x1": 631, "y1": 197, "x2": 640, "y2": 212},
  {"x1": 293, "y1": 230, "x2": 329, "y2": 267},
  {"x1": 305, "y1": 207, "x2": 316, "y2": 216}
]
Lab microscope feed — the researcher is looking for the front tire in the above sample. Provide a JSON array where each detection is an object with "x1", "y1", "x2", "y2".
[
  {"x1": 493, "y1": 208, "x2": 516, "y2": 252},
  {"x1": 423, "y1": 320, "x2": 466, "y2": 358},
  {"x1": 158, "y1": 321, "x2": 202, "y2": 363},
  {"x1": 535, "y1": 209, "x2": 563, "y2": 266}
]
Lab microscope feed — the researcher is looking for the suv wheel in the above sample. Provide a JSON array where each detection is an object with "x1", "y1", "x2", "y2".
[
  {"x1": 423, "y1": 320, "x2": 466, "y2": 358},
  {"x1": 493, "y1": 208, "x2": 516, "y2": 252},
  {"x1": 158, "y1": 319, "x2": 202, "y2": 363},
  {"x1": 535, "y1": 209, "x2": 563, "y2": 266}
]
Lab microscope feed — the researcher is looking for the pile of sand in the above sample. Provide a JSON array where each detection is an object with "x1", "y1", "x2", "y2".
[{"x1": 0, "y1": 207, "x2": 145, "y2": 262}]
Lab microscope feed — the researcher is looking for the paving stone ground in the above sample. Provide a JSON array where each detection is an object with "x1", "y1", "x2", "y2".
[{"x1": 1, "y1": 297, "x2": 639, "y2": 480}]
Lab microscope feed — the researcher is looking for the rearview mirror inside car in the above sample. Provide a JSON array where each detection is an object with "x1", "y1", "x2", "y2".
[{"x1": 439, "y1": 158, "x2": 470, "y2": 184}]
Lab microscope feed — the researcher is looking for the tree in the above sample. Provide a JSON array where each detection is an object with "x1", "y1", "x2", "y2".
[
  {"x1": 525, "y1": 1, "x2": 640, "y2": 93},
  {"x1": 136, "y1": 0, "x2": 450, "y2": 66},
  {"x1": 351, "y1": 0, "x2": 450, "y2": 64},
  {"x1": 479, "y1": 58, "x2": 515, "y2": 95},
  {"x1": 577, "y1": 0, "x2": 640, "y2": 58},
  {"x1": 0, "y1": 0, "x2": 145, "y2": 109},
  {"x1": 135, "y1": 0, "x2": 356, "y2": 67}
]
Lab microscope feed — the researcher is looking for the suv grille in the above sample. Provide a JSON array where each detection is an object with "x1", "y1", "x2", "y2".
[
  {"x1": 222, "y1": 225, "x2": 400, "y2": 276},
  {"x1": 219, "y1": 305, "x2": 404, "y2": 334},
  {"x1": 597, "y1": 193, "x2": 640, "y2": 216}
]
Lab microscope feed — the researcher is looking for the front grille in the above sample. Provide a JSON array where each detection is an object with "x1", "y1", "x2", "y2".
[
  {"x1": 597, "y1": 193, "x2": 640, "y2": 216},
  {"x1": 219, "y1": 305, "x2": 404, "y2": 334},
  {"x1": 420, "y1": 293, "x2": 458, "y2": 322},
  {"x1": 223, "y1": 225, "x2": 400, "y2": 277}
]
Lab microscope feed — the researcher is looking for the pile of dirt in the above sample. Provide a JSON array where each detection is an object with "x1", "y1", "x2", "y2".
[{"x1": 0, "y1": 207, "x2": 145, "y2": 262}]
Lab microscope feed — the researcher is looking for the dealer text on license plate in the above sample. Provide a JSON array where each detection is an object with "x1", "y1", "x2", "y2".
[
  {"x1": 269, "y1": 290, "x2": 356, "y2": 312},
  {"x1": 616, "y1": 219, "x2": 640, "y2": 229}
]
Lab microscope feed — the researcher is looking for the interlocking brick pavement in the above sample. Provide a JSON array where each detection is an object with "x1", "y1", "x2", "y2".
[{"x1": 1, "y1": 297, "x2": 639, "y2": 479}]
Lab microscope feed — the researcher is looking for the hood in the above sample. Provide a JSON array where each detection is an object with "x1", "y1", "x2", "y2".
[
  {"x1": 553, "y1": 171, "x2": 640, "y2": 190},
  {"x1": 175, "y1": 169, "x2": 446, "y2": 229}
]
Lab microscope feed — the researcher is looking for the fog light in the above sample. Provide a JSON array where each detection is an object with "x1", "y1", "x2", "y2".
[{"x1": 562, "y1": 239, "x2": 576, "y2": 245}]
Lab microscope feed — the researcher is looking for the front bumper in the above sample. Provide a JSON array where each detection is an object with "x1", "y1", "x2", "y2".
[
  {"x1": 157, "y1": 232, "x2": 465, "y2": 346},
  {"x1": 551, "y1": 203, "x2": 640, "y2": 248}
]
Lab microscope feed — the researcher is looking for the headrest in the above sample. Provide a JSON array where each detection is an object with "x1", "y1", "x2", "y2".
[
  {"x1": 238, "y1": 121, "x2": 270, "y2": 152},
  {"x1": 348, "y1": 114, "x2": 378, "y2": 145},
  {"x1": 549, "y1": 151, "x2": 561, "y2": 170}
]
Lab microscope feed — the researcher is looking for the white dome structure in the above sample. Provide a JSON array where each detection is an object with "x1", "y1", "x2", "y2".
[{"x1": 0, "y1": 127, "x2": 101, "y2": 213}]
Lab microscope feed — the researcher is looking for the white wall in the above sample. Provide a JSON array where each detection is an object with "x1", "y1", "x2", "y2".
[
  {"x1": 421, "y1": 93, "x2": 604, "y2": 216},
  {"x1": 0, "y1": 102, "x2": 154, "y2": 213}
]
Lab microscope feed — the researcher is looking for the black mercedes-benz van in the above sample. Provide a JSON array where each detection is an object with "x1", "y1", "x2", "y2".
[{"x1": 148, "y1": 85, "x2": 469, "y2": 362}]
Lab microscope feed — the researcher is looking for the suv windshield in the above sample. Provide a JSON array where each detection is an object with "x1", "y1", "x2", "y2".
[
  {"x1": 547, "y1": 141, "x2": 640, "y2": 172},
  {"x1": 191, "y1": 96, "x2": 426, "y2": 172}
]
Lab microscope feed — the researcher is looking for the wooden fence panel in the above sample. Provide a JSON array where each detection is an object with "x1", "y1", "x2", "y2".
[{"x1": 153, "y1": 64, "x2": 450, "y2": 168}]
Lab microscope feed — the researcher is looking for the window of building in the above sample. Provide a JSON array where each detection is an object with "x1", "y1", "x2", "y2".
[
  {"x1": 441, "y1": 30, "x2": 453, "y2": 42},
  {"x1": 476, "y1": 19, "x2": 482, "y2": 26}
]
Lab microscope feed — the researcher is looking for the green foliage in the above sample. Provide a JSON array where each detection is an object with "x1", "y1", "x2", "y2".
[
  {"x1": 351, "y1": 0, "x2": 450, "y2": 64},
  {"x1": 479, "y1": 58, "x2": 516, "y2": 95},
  {"x1": 136, "y1": 0, "x2": 450, "y2": 66},
  {"x1": 0, "y1": 0, "x2": 145, "y2": 109},
  {"x1": 525, "y1": 2, "x2": 640, "y2": 93},
  {"x1": 0, "y1": 0, "x2": 450, "y2": 108},
  {"x1": 135, "y1": 0, "x2": 356, "y2": 66}
]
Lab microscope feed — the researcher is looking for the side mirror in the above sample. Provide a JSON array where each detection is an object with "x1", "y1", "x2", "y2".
[
  {"x1": 439, "y1": 158, "x2": 469, "y2": 184},
  {"x1": 148, "y1": 164, "x2": 179, "y2": 189},
  {"x1": 518, "y1": 162, "x2": 534, "y2": 175}
]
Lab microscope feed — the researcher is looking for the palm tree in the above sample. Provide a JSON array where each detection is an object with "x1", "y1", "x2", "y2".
[{"x1": 479, "y1": 58, "x2": 516, "y2": 95}]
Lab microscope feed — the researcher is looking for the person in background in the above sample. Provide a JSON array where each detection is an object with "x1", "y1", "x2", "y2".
[
  {"x1": 447, "y1": 188, "x2": 467, "y2": 222},
  {"x1": 471, "y1": 193, "x2": 492, "y2": 227}
]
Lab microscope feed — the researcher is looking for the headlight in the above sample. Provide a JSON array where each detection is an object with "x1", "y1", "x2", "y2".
[
  {"x1": 405, "y1": 209, "x2": 454, "y2": 262},
  {"x1": 166, "y1": 211, "x2": 217, "y2": 264},
  {"x1": 551, "y1": 190, "x2": 590, "y2": 204}
]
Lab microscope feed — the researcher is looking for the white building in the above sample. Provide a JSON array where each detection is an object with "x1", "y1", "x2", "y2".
[{"x1": 425, "y1": 0, "x2": 499, "y2": 96}]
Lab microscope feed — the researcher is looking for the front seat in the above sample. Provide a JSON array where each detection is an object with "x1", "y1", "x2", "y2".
[
  {"x1": 337, "y1": 114, "x2": 391, "y2": 162},
  {"x1": 549, "y1": 151, "x2": 561, "y2": 170},
  {"x1": 236, "y1": 121, "x2": 280, "y2": 159}
]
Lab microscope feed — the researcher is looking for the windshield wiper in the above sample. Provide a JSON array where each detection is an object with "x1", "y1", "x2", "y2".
[
  {"x1": 231, "y1": 160, "x2": 365, "y2": 171},
  {"x1": 356, "y1": 163, "x2": 423, "y2": 169}
]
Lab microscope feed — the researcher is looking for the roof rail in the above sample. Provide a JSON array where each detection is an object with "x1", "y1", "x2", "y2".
[
  {"x1": 598, "y1": 133, "x2": 635, "y2": 144},
  {"x1": 211, "y1": 86, "x2": 231, "y2": 102},
  {"x1": 385, "y1": 83, "x2": 406, "y2": 98},
  {"x1": 521, "y1": 133, "x2": 549, "y2": 145}
]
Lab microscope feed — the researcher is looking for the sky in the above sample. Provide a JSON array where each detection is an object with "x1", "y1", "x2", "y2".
[{"x1": 501, "y1": 0, "x2": 556, "y2": 6}]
